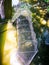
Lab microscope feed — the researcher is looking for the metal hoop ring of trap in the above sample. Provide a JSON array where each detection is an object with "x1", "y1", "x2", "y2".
[{"x1": 11, "y1": 2, "x2": 38, "y2": 65}]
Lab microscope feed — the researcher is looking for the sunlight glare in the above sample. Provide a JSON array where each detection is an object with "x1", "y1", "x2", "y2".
[
  {"x1": 3, "y1": 22, "x2": 19, "y2": 65},
  {"x1": 12, "y1": 0, "x2": 19, "y2": 6},
  {"x1": 10, "y1": 49, "x2": 22, "y2": 65}
]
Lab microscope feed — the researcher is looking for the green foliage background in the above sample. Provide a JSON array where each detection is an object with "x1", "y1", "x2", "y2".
[{"x1": 4, "y1": 0, "x2": 12, "y2": 19}]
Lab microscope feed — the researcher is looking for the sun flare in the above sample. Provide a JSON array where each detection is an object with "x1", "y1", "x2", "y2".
[{"x1": 2, "y1": 22, "x2": 22, "y2": 65}]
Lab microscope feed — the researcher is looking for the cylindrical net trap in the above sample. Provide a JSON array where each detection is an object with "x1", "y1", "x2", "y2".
[{"x1": 12, "y1": 2, "x2": 38, "y2": 65}]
